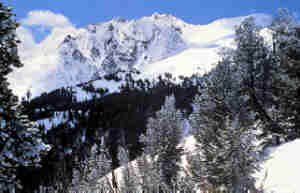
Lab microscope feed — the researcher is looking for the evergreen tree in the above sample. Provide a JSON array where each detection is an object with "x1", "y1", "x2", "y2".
[
  {"x1": 136, "y1": 153, "x2": 161, "y2": 193},
  {"x1": 0, "y1": 3, "x2": 49, "y2": 192},
  {"x1": 139, "y1": 94, "x2": 184, "y2": 190},
  {"x1": 233, "y1": 16, "x2": 285, "y2": 144},
  {"x1": 69, "y1": 142, "x2": 112, "y2": 192},
  {"x1": 186, "y1": 12, "x2": 300, "y2": 193},
  {"x1": 118, "y1": 145, "x2": 139, "y2": 193},
  {"x1": 187, "y1": 39, "x2": 260, "y2": 192},
  {"x1": 266, "y1": 9, "x2": 300, "y2": 141}
]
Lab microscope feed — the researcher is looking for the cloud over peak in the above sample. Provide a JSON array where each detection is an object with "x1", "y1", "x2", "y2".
[
  {"x1": 21, "y1": 10, "x2": 73, "y2": 28},
  {"x1": 11, "y1": 10, "x2": 79, "y2": 97}
]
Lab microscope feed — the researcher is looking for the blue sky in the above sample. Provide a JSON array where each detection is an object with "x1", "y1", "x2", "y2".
[{"x1": 4, "y1": 0, "x2": 299, "y2": 27}]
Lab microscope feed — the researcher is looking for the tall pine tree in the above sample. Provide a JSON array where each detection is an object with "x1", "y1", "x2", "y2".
[
  {"x1": 187, "y1": 24, "x2": 261, "y2": 192},
  {"x1": 139, "y1": 94, "x2": 184, "y2": 190},
  {"x1": 0, "y1": 3, "x2": 49, "y2": 192}
]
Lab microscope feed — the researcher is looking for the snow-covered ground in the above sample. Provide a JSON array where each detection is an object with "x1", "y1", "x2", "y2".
[
  {"x1": 142, "y1": 47, "x2": 219, "y2": 77},
  {"x1": 96, "y1": 133, "x2": 300, "y2": 193},
  {"x1": 255, "y1": 140, "x2": 300, "y2": 193},
  {"x1": 180, "y1": 137, "x2": 300, "y2": 193}
]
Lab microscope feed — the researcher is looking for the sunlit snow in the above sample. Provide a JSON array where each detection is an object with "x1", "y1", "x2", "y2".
[
  {"x1": 255, "y1": 140, "x2": 300, "y2": 193},
  {"x1": 97, "y1": 127, "x2": 300, "y2": 193}
]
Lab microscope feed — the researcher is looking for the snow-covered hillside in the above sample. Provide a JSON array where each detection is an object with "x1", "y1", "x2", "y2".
[
  {"x1": 10, "y1": 13, "x2": 272, "y2": 97},
  {"x1": 93, "y1": 133, "x2": 300, "y2": 193},
  {"x1": 255, "y1": 140, "x2": 300, "y2": 193}
]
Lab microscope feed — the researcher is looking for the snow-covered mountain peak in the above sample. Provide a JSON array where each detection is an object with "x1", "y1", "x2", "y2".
[
  {"x1": 148, "y1": 12, "x2": 188, "y2": 28},
  {"x1": 11, "y1": 13, "x2": 273, "y2": 97},
  {"x1": 54, "y1": 14, "x2": 189, "y2": 89}
]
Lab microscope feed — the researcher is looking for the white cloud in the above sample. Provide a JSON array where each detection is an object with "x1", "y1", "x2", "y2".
[
  {"x1": 16, "y1": 26, "x2": 36, "y2": 50},
  {"x1": 16, "y1": 26, "x2": 37, "y2": 60},
  {"x1": 9, "y1": 10, "x2": 81, "y2": 97},
  {"x1": 21, "y1": 10, "x2": 73, "y2": 28}
]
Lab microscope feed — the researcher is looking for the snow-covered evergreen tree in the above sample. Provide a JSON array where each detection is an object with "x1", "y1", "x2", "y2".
[
  {"x1": 0, "y1": 3, "x2": 50, "y2": 192},
  {"x1": 266, "y1": 9, "x2": 300, "y2": 141},
  {"x1": 139, "y1": 94, "x2": 184, "y2": 190},
  {"x1": 233, "y1": 16, "x2": 283, "y2": 144},
  {"x1": 186, "y1": 12, "x2": 300, "y2": 193},
  {"x1": 188, "y1": 90, "x2": 260, "y2": 193},
  {"x1": 135, "y1": 153, "x2": 162, "y2": 192},
  {"x1": 69, "y1": 143, "x2": 112, "y2": 193},
  {"x1": 187, "y1": 41, "x2": 260, "y2": 192},
  {"x1": 118, "y1": 145, "x2": 139, "y2": 193}
]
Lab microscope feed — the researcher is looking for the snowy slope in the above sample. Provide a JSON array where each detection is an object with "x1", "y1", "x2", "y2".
[
  {"x1": 10, "y1": 13, "x2": 272, "y2": 97},
  {"x1": 254, "y1": 140, "x2": 300, "y2": 193},
  {"x1": 92, "y1": 116, "x2": 300, "y2": 193},
  {"x1": 94, "y1": 121, "x2": 197, "y2": 192},
  {"x1": 95, "y1": 130, "x2": 300, "y2": 193},
  {"x1": 142, "y1": 47, "x2": 219, "y2": 77}
]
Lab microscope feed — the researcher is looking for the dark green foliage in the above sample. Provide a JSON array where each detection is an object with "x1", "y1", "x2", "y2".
[
  {"x1": 0, "y1": 3, "x2": 47, "y2": 192},
  {"x1": 0, "y1": 2, "x2": 22, "y2": 121}
]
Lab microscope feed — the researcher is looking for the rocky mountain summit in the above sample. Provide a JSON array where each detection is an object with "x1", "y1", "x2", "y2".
[{"x1": 55, "y1": 13, "x2": 188, "y2": 87}]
